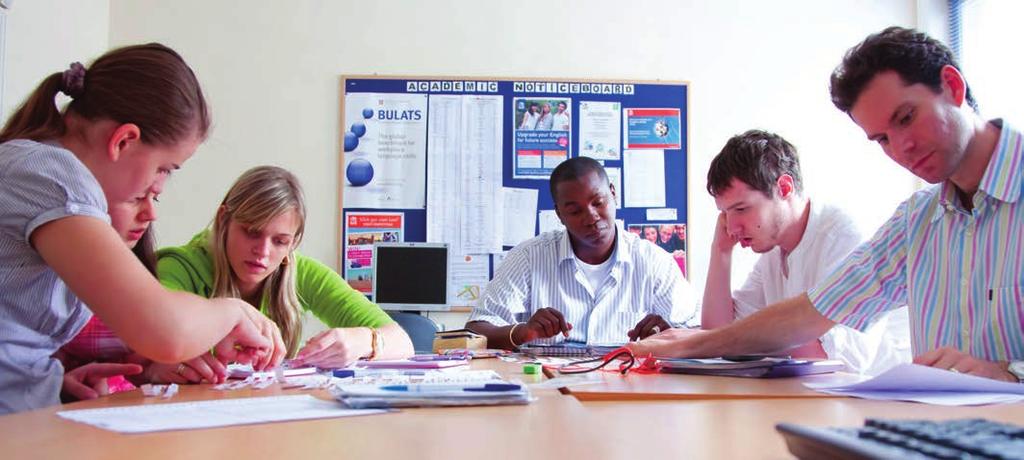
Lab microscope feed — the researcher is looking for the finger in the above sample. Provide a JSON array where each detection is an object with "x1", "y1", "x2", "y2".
[
  {"x1": 187, "y1": 357, "x2": 217, "y2": 384},
  {"x1": 912, "y1": 348, "x2": 945, "y2": 366},
  {"x1": 536, "y1": 314, "x2": 558, "y2": 337},
  {"x1": 297, "y1": 333, "x2": 342, "y2": 366},
  {"x1": 547, "y1": 309, "x2": 570, "y2": 336},
  {"x1": 200, "y1": 354, "x2": 228, "y2": 383},
  {"x1": 931, "y1": 353, "x2": 961, "y2": 371},
  {"x1": 296, "y1": 331, "x2": 337, "y2": 361},
  {"x1": 258, "y1": 323, "x2": 286, "y2": 370},
  {"x1": 63, "y1": 378, "x2": 99, "y2": 401},
  {"x1": 85, "y1": 363, "x2": 144, "y2": 379},
  {"x1": 178, "y1": 365, "x2": 205, "y2": 384},
  {"x1": 268, "y1": 328, "x2": 287, "y2": 368}
]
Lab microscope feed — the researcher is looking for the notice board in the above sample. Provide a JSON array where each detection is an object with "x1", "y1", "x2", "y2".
[{"x1": 339, "y1": 76, "x2": 688, "y2": 308}]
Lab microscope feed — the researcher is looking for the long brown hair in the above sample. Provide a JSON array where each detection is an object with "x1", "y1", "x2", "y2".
[
  {"x1": 0, "y1": 43, "x2": 209, "y2": 144},
  {"x1": 209, "y1": 166, "x2": 307, "y2": 355}
]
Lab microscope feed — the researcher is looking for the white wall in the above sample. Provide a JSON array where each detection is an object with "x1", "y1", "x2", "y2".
[
  {"x1": 1, "y1": 0, "x2": 109, "y2": 121},
  {"x1": 103, "y1": 1, "x2": 920, "y2": 333}
]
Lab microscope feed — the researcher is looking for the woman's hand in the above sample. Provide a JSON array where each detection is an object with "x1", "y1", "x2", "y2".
[
  {"x1": 291, "y1": 327, "x2": 373, "y2": 369},
  {"x1": 62, "y1": 362, "x2": 143, "y2": 401}
]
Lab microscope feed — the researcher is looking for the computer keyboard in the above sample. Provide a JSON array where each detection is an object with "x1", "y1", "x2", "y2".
[{"x1": 776, "y1": 418, "x2": 1024, "y2": 459}]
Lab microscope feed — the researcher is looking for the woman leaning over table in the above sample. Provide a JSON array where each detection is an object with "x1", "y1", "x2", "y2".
[{"x1": 148, "y1": 166, "x2": 413, "y2": 383}]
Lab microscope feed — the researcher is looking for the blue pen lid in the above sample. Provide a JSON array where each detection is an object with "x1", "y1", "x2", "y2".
[{"x1": 333, "y1": 369, "x2": 356, "y2": 378}]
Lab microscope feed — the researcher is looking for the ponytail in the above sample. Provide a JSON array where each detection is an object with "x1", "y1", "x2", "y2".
[
  {"x1": 0, "y1": 73, "x2": 66, "y2": 143},
  {"x1": 0, "y1": 43, "x2": 209, "y2": 146}
]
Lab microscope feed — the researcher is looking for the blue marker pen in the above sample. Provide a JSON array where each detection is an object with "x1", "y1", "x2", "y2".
[{"x1": 379, "y1": 383, "x2": 522, "y2": 392}]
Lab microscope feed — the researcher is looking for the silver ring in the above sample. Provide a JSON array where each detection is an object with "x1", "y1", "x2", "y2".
[
  {"x1": 650, "y1": 325, "x2": 661, "y2": 335},
  {"x1": 176, "y1": 363, "x2": 186, "y2": 375}
]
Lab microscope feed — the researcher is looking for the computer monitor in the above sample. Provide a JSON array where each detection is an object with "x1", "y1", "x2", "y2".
[{"x1": 372, "y1": 242, "x2": 450, "y2": 311}]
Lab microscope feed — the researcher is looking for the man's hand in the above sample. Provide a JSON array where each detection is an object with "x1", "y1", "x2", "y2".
[
  {"x1": 63, "y1": 362, "x2": 143, "y2": 401},
  {"x1": 914, "y1": 347, "x2": 1017, "y2": 382},
  {"x1": 627, "y1": 314, "x2": 672, "y2": 341},
  {"x1": 712, "y1": 211, "x2": 739, "y2": 255},
  {"x1": 517, "y1": 308, "x2": 573, "y2": 343},
  {"x1": 625, "y1": 328, "x2": 708, "y2": 358}
]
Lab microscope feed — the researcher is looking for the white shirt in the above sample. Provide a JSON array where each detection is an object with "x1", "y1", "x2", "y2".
[
  {"x1": 732, "y1": 201, "x2": 911, "y2": 375},
  {"x1": 519, "y1": 111, "x2": 539, "y2": 130},
  {"x1": 552, "y1": 112, "x2": 570, "y2": 131},
  {"x1": 575, "y1": 252, "x2": 614, "y2": 295},
  {"x1": 469, "y1": 228, "x2": 697, "y2": 345}
]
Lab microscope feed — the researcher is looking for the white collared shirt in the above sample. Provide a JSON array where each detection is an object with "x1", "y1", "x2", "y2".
[
  {"x1": 469, "y1": 228, "x2": 697, "y2": 345},
  {"x1": 733, "y1": 200, "x2": 911, "y2": 375}
]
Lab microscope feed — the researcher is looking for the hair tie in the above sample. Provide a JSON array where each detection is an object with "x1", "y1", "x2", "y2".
[{"x1": 60, "y1": 62, "x2": 87, "y2": 99}]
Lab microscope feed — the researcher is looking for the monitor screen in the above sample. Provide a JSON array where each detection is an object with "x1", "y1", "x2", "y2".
[{"x1": 372, "y1": 243, "x2": 449, "y2": 311}]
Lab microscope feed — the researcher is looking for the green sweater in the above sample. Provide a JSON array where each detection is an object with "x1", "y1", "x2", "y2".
[{"x1": 156, "y1": 231, "x2": 393, "y2": 329}]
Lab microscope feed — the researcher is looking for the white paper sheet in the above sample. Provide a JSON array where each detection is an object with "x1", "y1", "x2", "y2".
[
  {"x1": 646, "y1": 208, "x2": 677, "y2": 221},
  {"x1": 623, "y1": 149, "x2": 665, "y2": 208},
  {"x1": 449, "y1": 253, "x2": 490, "y2": 306},
  {"x1": 57, "y1": 395, "x2": 384, "y2": 433},
  {"x1": 425, "y1": 95, "x2": 504, "y2": 254},
  {"x1": 538, "y1": 210, "x2": 565, "y2": 234},
  {"x1": 805, "y1": 363, "x2": 1024, "y2": 406},
  {"x1": 502, "y1": 187, "x2": 539, "y2": 246},
  {"x1": 605, "y1": 167, "x2": 623, "y2": 209},
  {"x1": 343, "y1": 92, "x2": 428, "y2": 209},
  {"x1": 426, "y1": 95, "x2": 464, "y2": 250},
  {"x1": 459, "y1": 95, "x2": 505, "y2": 253},
  {"x1": 579, "y1": 101, "x2": 622, "y2": 160}
]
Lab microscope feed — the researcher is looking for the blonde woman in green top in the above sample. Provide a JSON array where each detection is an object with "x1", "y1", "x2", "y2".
[{"x1": 151, "y1": 166, "x2": 413, "y2": 383}]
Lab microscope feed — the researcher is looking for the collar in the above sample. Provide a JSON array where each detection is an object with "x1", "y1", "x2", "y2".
[
  {"x1": 558, "y1": 226, "x2": 628, "y2": 267},
  {"x1": 931, "y1": 119, "x2": 1022, "y2": 222},
  {"x1": 784, "y1": 199, "x2": 819, "y2": 261}
]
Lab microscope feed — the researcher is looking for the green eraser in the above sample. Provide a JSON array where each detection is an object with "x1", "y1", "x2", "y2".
[{"x1": 523, "y1": 363, "x2": 541, "y2": 375}]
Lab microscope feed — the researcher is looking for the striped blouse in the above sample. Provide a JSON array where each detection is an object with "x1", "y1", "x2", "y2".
[
  {"x1": 468, "y1": 227, "x2": 697, "y2": 345},
  {"x1": 809, "y1": 120, "x2": 1024, "y2": 361}
]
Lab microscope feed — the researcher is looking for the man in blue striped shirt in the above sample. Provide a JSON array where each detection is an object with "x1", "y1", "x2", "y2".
[
  {"x1": 467, "y1": 157, "x2": 697, "y2": 349},
  {"x1": 630, "y1": 27, "x2": 1024, "y2": 383}
]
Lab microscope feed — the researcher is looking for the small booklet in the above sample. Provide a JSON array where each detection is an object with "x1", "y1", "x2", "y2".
[
  {"x1": 658, "y1": 357, "x2": 845, "y2": 378},
  {"x1": 519, "y1": 342, "x2": 624, "y2": 358},
  {"x1": 332, "y1": 381, "x2": 531, "y2": 409}
]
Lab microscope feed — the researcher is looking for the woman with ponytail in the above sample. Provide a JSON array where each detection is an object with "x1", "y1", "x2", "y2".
[{"x1": 0, "y1": 44, "x2": 283, "y2": 414}]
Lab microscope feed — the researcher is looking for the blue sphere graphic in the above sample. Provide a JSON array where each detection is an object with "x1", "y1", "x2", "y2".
[
  {"x1": 351, "y1": 122, "x2": 367, "y2": 137},
  {"x1": 346, "y1": 159, "x2": 374, "y2": 186},
  {"x1": 362, "y1": 108, "x2": 374, "y2": 119},
  {"x1": 343, "y1": 132, "x2": 359, "y2": 152}
]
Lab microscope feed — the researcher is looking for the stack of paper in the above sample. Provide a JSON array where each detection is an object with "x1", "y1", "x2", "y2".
[
  {"x1": 805, "y1": 363, "x2": 1024, "y2": 405},
  {"x1": 332, "y1": 381, "x2": 531, "y2": 409},
  {"x1": 658, "y1": 357, "x2": 845, "y2": 378}
]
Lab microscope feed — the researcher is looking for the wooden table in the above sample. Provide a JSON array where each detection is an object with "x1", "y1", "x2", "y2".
[{"x1": 1, "y1": 359, "x2": 1022, "y2": 459}]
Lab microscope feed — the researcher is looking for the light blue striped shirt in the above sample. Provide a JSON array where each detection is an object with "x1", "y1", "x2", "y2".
[
  {"x1": 0, "y1": 140, "x2": 108, "y2": 414},
  {"x1": 469, "y1": 227, "x2": 697, "y2": 345},
  {"x1": 809, "y1": 120, "x2": 1024, "y2": 361}
]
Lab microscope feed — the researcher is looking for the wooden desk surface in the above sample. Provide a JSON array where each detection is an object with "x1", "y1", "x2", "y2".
[
  {"x1": 561, "y1": 368, "x2": 844, "y2": 401},
  {"x1": 2, "y1": 359, "x2": 1022, "y2": 459}
]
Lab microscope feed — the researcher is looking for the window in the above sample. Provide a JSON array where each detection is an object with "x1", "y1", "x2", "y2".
[{"x1": 956, "y1": 0, "x2": 1024, "y2": 123}]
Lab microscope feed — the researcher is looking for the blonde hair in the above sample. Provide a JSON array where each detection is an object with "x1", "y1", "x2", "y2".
[{"x1": 210, "y1": 166, "x2": 307, "y2": 355}]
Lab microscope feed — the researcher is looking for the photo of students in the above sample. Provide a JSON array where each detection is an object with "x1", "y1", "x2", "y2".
[{"x1": 153, "y1": 166, "x2": 414, "y2": 381}]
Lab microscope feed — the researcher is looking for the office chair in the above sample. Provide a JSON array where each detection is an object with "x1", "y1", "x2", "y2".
[{"x1": 386, "y1": 311, "x2": 440, "y2": 354}]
